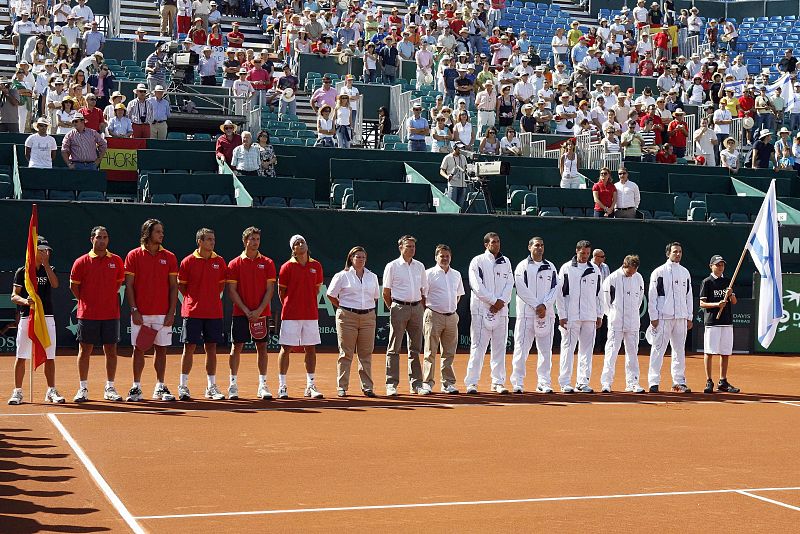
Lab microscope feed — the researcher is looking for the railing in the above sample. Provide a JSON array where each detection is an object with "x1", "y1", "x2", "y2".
[
  {"x1": 729, "y1": 117, "x2": 743, "y2": 149},
  {"x1": 248, "y1": 105, "x2": 261, "y2": 133},
  {"x1": 398, "y1": 94, "x2": 418, "y2": 143},
  {"x1": 575, "y1": 132, "x2": 592, "y2": 166},
  {"x1": 530, "y1": 139, "x2": 546, "y2": 158},
  {"x1": 685, "y1": 113, "x2": 697, "y2": 158},
  {"x1": 603, "y1": 151, "x2": 622, "y2": 171},
  {"x1": 681, "y1": 32, "x2": 698, "y2": 60},
  {"x1": 544, "y1": 148, "x2": 561, "y2": 159},
  {"x1": 110, "y1": 0, "x2": 121, "y2": 37}
]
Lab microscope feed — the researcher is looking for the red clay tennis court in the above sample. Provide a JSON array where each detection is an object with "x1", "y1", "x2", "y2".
[{"x1": 2, "y1": 351, "x2": 799, "y2": 533}]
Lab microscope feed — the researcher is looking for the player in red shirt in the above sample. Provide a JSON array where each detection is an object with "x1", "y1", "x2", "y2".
[
  {"x1": 277, "y1": 235, "x2": 324, "y2": 399},
  {"x1": 123, "y1": 219, "x2": 178, "y2": 402},
  {"x1": 177, "y1": 228, "x2": 227, "y2": 401},
  {"x1": 226, "y1": 227, "x2": 276, "y2": 400},
  {"x1": 69, "y1": 226, "x2": 125, "y2": 402}
]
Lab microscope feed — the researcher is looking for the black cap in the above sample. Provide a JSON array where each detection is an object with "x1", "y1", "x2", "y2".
[
  {"x1": 37, "y1": 236, "x2": 51, "y2": 250},
  {"x1": 709, "y1": 254, "x2": 725, "y2": 265}
]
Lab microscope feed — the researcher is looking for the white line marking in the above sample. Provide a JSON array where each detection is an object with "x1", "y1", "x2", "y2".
[
  {"x1": 47, "y1": 413, "x2": 146, "y2": 534},
  {"x1": 1, "y1": 397, "x2": 795, "y2": 418},
  {"x1": 134, "y1": 486, "x2": 800, "y2": 520},
  {"x1": 779, "y1": 401, "x2": 800, "y2": 407},
  {"x1": 737, "y1": 491, "x2": 800, "y2": 512}
]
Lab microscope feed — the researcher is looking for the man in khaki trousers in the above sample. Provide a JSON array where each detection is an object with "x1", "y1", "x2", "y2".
[
  {"x1": 423, "y1": 244, "x2": 465, "y2": 394},
  {"x1": 382, "y1": 235, "x2": 428, "y2": 396}
]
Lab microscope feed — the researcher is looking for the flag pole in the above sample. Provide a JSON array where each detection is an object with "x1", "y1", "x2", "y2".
[
  {"x1": 30, "y1": 354, "x2": 34, "y2": 403},
  {"x1": 716, "y1": 234, "x2": 750, "y2": 320}
]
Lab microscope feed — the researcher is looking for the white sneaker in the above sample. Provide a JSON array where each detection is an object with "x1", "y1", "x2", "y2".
[
  {"x1": 204, "y1": 384, "x2": 226, "y2": 400},
  {"x1": 441, "y1": 384, "x2": 460, "y2": 394},
  {"x1": 466, "y1": 384, "x2": 478, "y2": 394},
  {"x1": 536, "y1": 384, "x2": 554, "y2": 394},
  {"x1": 575, "y1": 384, "x2": 594, "y2": 393},
  {"x1": 73, "y1": 387, "x2": 89, "y2": 403},
  {"x1": 45, "y1": 388, "x2": 65, "y2": 404},
  {"x1": 228, "y1": 383, "x2": 239, "y2": 400},
  {"x1": 512, "y1": 385, "x2": 524, "y2": 394},
  {"x1": 625, "y1": 384, "x2": 646, "y2": 393},
  {"x1": 7, "y1": 389, "x2": 23, "y2": 405},
  {"x1": 601, "y1": 385, "x2": 611, "y2": 393},
  {"x1": 104, "y1": 386, "x2": 122, "y2": 401},
  {"x1": 421, "y1": 383, "x2": 433, "y2": 394},
  {"x1": 386, "y1": 384, "x2": 398, "y2": 396},
  {"x1": 560, "y1": 385, "x2": 575, "y2": 393},
  {"x1": 126, "y1": 386, "x2": 143, "y2": 402},
  {"x1": 178, "y1": 385, "x2": 191, "y2": 401},
  {"x1": 257, "y1": 384, "x2": 273, "y2": 400},
  {"x1": 491, "y1": 384, "x2": 509, "y2": 394},
  {"x1": 278, "y1": 385, "x2": 289, "y2": 399},
  {"x1": 416, "y1": 385, "x2": 431, "y2": 395},
  {"x1": 153, "y1": 384, "x2": 176, "y2": 401},
  {"x1": 304, "y1": 383, "x2": 324, "y2": 399}
]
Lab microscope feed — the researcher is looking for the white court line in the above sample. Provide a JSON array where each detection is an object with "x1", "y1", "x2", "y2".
[
  {"x1": 737, "y1": 490, "x2": 800, "y2": 512},
  {"x1": 779, "y1": 401, "x2": 800, "y2": 408},
  {"x1": 1, "y1": 397, "x2": 795, "y2": 418},
  {"x1": 133, "y1": 486, "x2": 800, "y2": 520},
  {"x1": 47, "y1": 414, "x2": 146, "y2": 534}
]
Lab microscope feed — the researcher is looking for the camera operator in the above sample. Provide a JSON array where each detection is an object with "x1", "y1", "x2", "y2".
[
  {"x1": 0, "y1": 78, "x2": 21, "y2": 133},
  {"x1": 146, "y1": 45, "x2": 169, "y2": 91},
  {"x1": 440, "y1": 141, "x2": 468, "y2": 210}
]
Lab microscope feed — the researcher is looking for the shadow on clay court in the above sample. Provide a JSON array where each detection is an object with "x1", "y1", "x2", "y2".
[{"x1": 0, "y1": 429, "x2": 110, "y2": 534}]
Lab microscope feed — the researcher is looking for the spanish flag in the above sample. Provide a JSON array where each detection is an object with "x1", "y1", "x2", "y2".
[{"x1": 25, "y1": 204, "x2": 50, "y2": 370}]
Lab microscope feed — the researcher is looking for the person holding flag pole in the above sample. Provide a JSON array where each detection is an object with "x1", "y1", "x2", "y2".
[
  {"x1": 712, "y1": 179, "x2": 784, "y2": 353},
  {"x1": 8, "y1": 205, "x2": 63, "y2": 405}
]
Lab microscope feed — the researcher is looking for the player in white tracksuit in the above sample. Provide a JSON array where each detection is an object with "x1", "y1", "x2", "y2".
[
  {"x1": 556, "y1": 240, "x2": 603, "y2": 393},
  {"x1": 600, "y1": 255, "x2": 646, "y2": 393},
  {"x1": 464, "y1": 232, "x2": 514, "y2": 394},
  {"x1": 647, "y1": 242, "x2": 693, "y2": 393},
  {"x1": 510, "y1": 237, "x2": 560, "y2": 393}
]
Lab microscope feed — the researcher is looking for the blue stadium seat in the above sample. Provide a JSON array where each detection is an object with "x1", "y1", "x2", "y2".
[
  {"x1": 261, "y1": 196, "x2": 287, "y2": 207},
  {"x1": 77, "y1": 191, "x2": 105, "y2": 201},
  {"x1": 206, "y1": 194, "x2": 232, "y2": 205},
  {"x1": 178, "y1": 193, "x2": 204, "y2": 204},
  {"x1": 289, "y1": 198, "x2": 314, "y2": 208},
  {"x1": 151, "y1": 193, "x2": 177, "y2": 203}
]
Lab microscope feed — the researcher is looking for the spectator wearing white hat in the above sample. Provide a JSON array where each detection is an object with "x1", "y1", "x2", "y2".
[
  {"x1": 127, "y1": 83, "x2": 154, "y2": 138},
  {"x1": 474, "y1": 78, "x2": 497, "y2": 136},
  {"x1": 148, "y1": 85, "x2": 170, "y2": 140},
  {"x1": 25, "y1": 117, "x2": 57, "y2": 168},
  {"x1": 197, "y1": 46, "x2": 218, "y2": 86}
]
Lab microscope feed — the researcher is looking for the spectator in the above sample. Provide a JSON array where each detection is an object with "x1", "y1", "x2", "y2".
[
  {"x1": 334, "y1": 93, "x2": 353, "y2": 149},
  {"x1": 61, "y1": 113, "x2": 106, "y2": 170},
  {"x1": 453, "y1": 109, "x2": 474, "y2": 148},
  {"x1": 474, "y1": 79, "x2": 497, "y2": 136},
  {"x1": 639, "y1": 118, "x2": 659, "y2": 161},
  {"x1": 454, "y1": 66, "x2": 474, "y2": 110},
  {"x1": 216, "y1": 119, "x2": 242, "y2": 163},
  {"x1": 255, "y1": 130, "x2": 277, "y2": 178},
  {"x1": 106, "y1": 103, "x2": 133, "y2": 138},
  {"x1": 751, "y1": 129, "x2": 775, "y2": 169},
  {"x1": 431, "y1": 115, "x2": 451, "y2": 154},
  {"x1": 315, "y1": 104, "x2": 335, "y2": 147},
  {"x1": 519, "y1": 102, "x2": 536, "y2": 133},
  {"x1": 231, "y1": 131, "x2": 262, "y2": 175},
  {"x1": 687, "y1": 7, "x2": 701, "y2": 37},
  {"x1": 666, "y1": 108, "x2": 688, "y2": 158},
  {"x1": 82, "y1": 21, "x2": 105, "y2": 56},
  {"x1": 25, "y1": 117, "x2": 57, "y2": 168},
  {"x1": 497, "y1": 83, "x2": 516, "y2": 127},
  {"x1": 592, "y1": 168, "x2": 616, "y2": 218},
  {"x1": 177, "y1": 0, "x2": 193, "y2": 35},
  {"x1": 479, "y1": 126, "x2": 500, "y2": 155},
  {"x1": 379, "y1": 36, "x2": 399, "y2": 84},
  {"x1": 197, "y1": 46, "x2": 218, "y2": 86},
  {"x1": 278, "y1": 88, "x2": 295, "y2": 118},
  {"x1": 601, "y1": 126, "x2": 621, "y2": 156},
  {"x1": 377, "y1": 105, "x2": 391, "y2": 148},
  {"x1": 778, "y1": 49, "x2": 798, "y2": 75},
  {"x1": 189, "y1": 18, "x2": 208, "y2": 46},
  {"x1": 753, "y1": 87, "x2": 775, "y2": 133},
  {"x1": 719, "y1": 137, "x2": 740, "y2": 174},
  {"x1": 148, "y1": 86, "x2": 170, "y2": 140},
  {"x1": 12, "y1": 69, "x2": 32, "y2": 133},
  {"x1": 310, "y1": 75, "x2": 336, "y2": 113},
  {"x1": 559, "y1": 141, "x2": 581, "y2": 188},
  {"x1": 406, "y1": 102, "x2": 429, "y2": 152},
  {"x1": 192, "y1": 0, "x2": 210, "y2": 29},
  {"x1": 613, "y1": 167, "x2": 640, "y2": 218},
  {"x1": 440, "y1": 141, "x2": 468, "y2": 209},
  {"x1": 227, "y1": 21, "x2": 245, "y2": 48},
  {"x1": 656, "y1": 143, "x2": 677, "y2": 164},
  {"x1": 127, "y1": 84, "x2": 154, "y2": 138},
  {"x1": 0, "y1": 77, "x2": 21, "y2": 133},
  {"x1": 12, "y1": 11, "x2": 35, "y2": 50},
  {"x1": 554, "y1": 92, "x2": 576, "y2": 134},
  {"x1": 87, "y1": 64, "x2": 115, "y2": 110},
  {"x1": 775, "y1": 127, "x2": 792, "y2": 162},
  {"x1": 161, "y1": 0, "x2": 178, "y2": 37},
  {"x1": 78, "y1": 93, "x2": 105, "y2": 133},
  {"x1": 621, "y1": 121, "x2": 645, "y2": 162},
  {"x1": 71, "y1": 0, "x2": 93, "y2": 28},
  {"x1": 694, "y1": 117, "x2": 718, "y2": 166}
]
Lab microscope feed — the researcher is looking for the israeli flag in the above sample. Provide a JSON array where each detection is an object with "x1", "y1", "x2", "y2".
[
  {"x1": 747, "y1": 180, "x2": 784, "y2": 348},
  {"x1": 724, "y1": 79, "x2": 745, "y2": 97},
  {"x1": 765, "y1": 72, "x2": 795, "y2": 104}
]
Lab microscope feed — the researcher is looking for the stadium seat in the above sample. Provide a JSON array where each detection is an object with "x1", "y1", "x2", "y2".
[
  {"x1": 178, "y1": 193, "x2": 204, "y2": 204},
  {"x1": 654, "y1": 210, "x2": 677, "y2": 220},
  {"x1": 193, "y1": 133, "x2": 212, "y2": 141},
  {"x1": 77, "y1": 191, "x2": 106, "y2": 201},
  {"x1": 151, "y1": 193, "x2": 177, "y2": 203},
  {"x1": 406, "y1": 202, "x2": 430, "y2": 212},
  {"x1": 356, "y1": 200, "x2": 380, "y2": 210},
  {"x1": 708, "y1": 212, "x2": 730, "y2": 222},
  {"x1": 673, "y1": 194, "x2": 690, "y2": 218},
  {"x1": 289, "y1": 198, "x2": 314, "y2": 208},
  {"x1": 168, "y1": 132, "x2": 187, "y2": 140},
  {"x1": 563, "y1": 207, "x2": 584, "y2": 217},
  {"x1": 382, "y1": 201, "x2": 405, "y2": 211},
  {"x1": 730, "y1": 213, "x2": 750, "y2": 223},
  {"x1": 48, "y1": 190, "x2": 76, "y2": 201},
  {"x1": 206, "y1": 194, "x2": 232, "y2": 205}
]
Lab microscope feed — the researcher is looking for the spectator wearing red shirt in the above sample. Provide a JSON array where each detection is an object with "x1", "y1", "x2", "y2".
[
  {"x1": 78, "y1": 94, "x2": 105, "y2": 132},
  {"x1": 123, "y1": 219, "x2": 179, "y2": 403},
  {"x1": 388, "y1": 8, "x2": 402, "y2": 29},
  {"x1": 247, "y1": 57, "x2": 271, "y2": 109},
  {"x1": 638, "y1": 50, "x2": 655, "y2": 76},
  {"x1": 188, "y1": 18, "x2": 207, "y2": 46},
  {"x1": 215, "y1": 120, "x2": 242, "y2": 164},
  {"x1": 640, "y1": 104, "x2": 664, "y2": 145},
  {"x1": 69, "y1": 226, "x2": 125, "y2": 403},
  {"x1": 226, "y1": 227, "x2": 276, "y2": 400},
  {"x1": 667, "y1": 108, "x2": 689, "y2": 157},
  {"x1": 653, "y1": 28, "x2": 670, "y2": 61},
  {"x1": 656, "y1": 143, "x2": 677, "y2": 164},
  {"x1": 177, "y1": 228, "x2": 227, "y2": 401},
  {"x1": 277, "y1": 235, "x2": 324, "y2": 400},
  {"x1": 226, "y1": 21, "x2": 245, "y2": 47},
  {"x1": 738, "y1": 87, "x2": 755, "y2": 145},
  {"x1": 450, "y1": 16, "x2": 466, "y2": 35},
  {"x1": 592, "y1": 168, "x2": 617, "y2": 217}
]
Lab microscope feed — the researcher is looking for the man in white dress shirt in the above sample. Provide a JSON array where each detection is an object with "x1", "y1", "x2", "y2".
[
  {"x1": 510, "y1": 237, "x2": 559, "y2": 394},
  {"x1": 423, "y1": 244, "x2": 465, "y2": 394},
  {"x1": 382, "y1": 235, "x2": 429, "y2": 396},
  {"x1": 463, "y1": 232, "x2": 514, "y2": 394},
  {"x1": 613, "y1": 167, "x2": 640, "y2": 218}
]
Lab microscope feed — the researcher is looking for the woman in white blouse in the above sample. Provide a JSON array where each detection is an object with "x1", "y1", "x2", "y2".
[{"x1": 326, "y1": 246, "x2": 380, "y2": 398}]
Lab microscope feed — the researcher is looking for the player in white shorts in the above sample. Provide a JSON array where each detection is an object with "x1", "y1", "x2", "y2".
[
  {"x1": 8, "y1": 236, "x2": 64, "y2": 405},
  {"x1": 699, "y1": 255, "x2": 740, "y2": 394}
]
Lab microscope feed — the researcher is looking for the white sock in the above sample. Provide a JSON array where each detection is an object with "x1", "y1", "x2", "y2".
[
  {"x1": 79, "y1": 380, "x2": 88, "y2": 389},
  {"x1": 105, "y1": 381, "x2": 114, "y2": 389},
  {"x1": 155, "y1": 381, "x2": 164, "y2": 389},
  {"x1": 278, "y1": 374, "x2": 287, "y2": 386},
  {"x1": 179, "y1": 374, "x2": 188, "y2": 387},
  {"x1": 229, "y1": 375, "x2": 237, "y2": 386},
  {"x1": 133, "y1": 382, "x2": 141, "y2": 389},
  {"x1": 306, "y1": 373, "x2": 315, "y2": 386},
  {"x1": 13, "y1": 387, "x2": 22, "y2": 392},
  {"x1": 207, "y1": 375, "x2": 216, "y2": 387},
  {"x1": 258, "y1": 374, "x2": 266, "y2": 385}
]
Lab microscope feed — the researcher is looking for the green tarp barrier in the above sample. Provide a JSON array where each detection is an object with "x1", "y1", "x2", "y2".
[{"x1": 405, "y1": 163, "x2": 460, "y2": 213}]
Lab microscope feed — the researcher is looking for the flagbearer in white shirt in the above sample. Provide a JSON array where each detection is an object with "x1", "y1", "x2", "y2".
[
  {"x1": 382, "y1": 235, "x2": 429, "y2": 396},
  {"x1": 556, "y1": 240, "x2": 603, "y2": 393},
  {"x1": 464, "y1": 232, "x2": 514, "y2": 394},
  {"x1": 600, "y1": 255, "x2": 646, "y2": 393},
  {"x1": 510, "y1": 236, "x2": 559, "y2": 394},
  {"x1": 423, "y1": 244, "x2": 465, "y2": 394},
  {"x1": 647, "y1": 242, "x2": 693, "y2": 393}
]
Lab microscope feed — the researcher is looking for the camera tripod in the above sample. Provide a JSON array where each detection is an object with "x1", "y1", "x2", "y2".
[{"x1": 464, "y1": 178, "x2": 495, "y2": 214}]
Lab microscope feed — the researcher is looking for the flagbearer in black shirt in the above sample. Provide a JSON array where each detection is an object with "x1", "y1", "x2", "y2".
[
  {"x1": 7, "y1": 236, "x2": 64, "y2": 405},
  {"x1": 699, "y1": 255, "x2": 740, "y2": 394}
]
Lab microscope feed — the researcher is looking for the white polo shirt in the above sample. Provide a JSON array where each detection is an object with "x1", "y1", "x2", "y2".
[
  {"x1": 327, "y1": 267, "x2": 380, "y2": 310},
  {"x1": 425, "y1": 265, "x2": 464, "y2": 314},
  {"x1": 383, "y1": 256, "x2": 427, "y2": 303}
]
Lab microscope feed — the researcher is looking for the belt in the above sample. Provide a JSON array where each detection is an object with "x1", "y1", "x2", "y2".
[
  {"x1": 392, "y1": 299, "x2": 421, "y2": 306},
  {"x1": 153, "y1": 120, "x2": 167, "y2": 123},
  {"x1": 340, "y1": 306, "x2": 375, "y2": 315},
  {"x1": 427, "y1": 307, "x2": 455, "y2": 316},
  {"x1": 616, "y1": 206, "x2": 635, "y2": 210},
  {"x1": 478, "y1": 109, "x2": 495, "y2": 112},
  {"x1": 72, "y1": 160, "x2": 96, "y2": 164}
]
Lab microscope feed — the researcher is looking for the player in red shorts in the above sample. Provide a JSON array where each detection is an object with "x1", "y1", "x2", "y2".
[
  {"x1": 277, "y1": 235, "x2": 324, "y2": 399},
  {"x1": 123, "y1": 219, "x2": 179, "y2": 402},
  {"x1": 177, "y1": 228, "x2": 227, "y2": 401},
  {"x1": 69, "y1": 226, "x2": 125, "y2": 402},
  {"x1": 226, "y1": 226, "x2": 276, "y2": 400}
]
